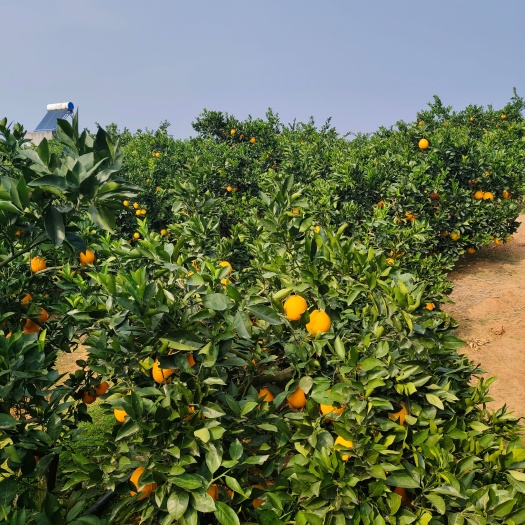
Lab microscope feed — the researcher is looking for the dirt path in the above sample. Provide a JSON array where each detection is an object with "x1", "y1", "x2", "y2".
[{"x1": 443, "y1": 214, "x2": 525, "y2": 419}]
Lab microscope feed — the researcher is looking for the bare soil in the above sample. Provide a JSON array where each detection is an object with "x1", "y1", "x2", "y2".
[{"x1": 443, "y1": 214, "x2": 525, "y2": 420}]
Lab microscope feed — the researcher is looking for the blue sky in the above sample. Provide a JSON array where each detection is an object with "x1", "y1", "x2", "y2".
[{"x1": 2, "y1": 1, "x2": 524, "y2": 139}]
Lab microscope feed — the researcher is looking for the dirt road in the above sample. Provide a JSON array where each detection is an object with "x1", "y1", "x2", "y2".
[{"x1": 443, "y1": 215, "x2": 525, "y2": 420}]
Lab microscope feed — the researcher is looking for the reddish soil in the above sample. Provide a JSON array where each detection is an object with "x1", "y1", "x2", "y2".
[{"x1": 443, "y1": 214, "x2": 525, "y2": 420}]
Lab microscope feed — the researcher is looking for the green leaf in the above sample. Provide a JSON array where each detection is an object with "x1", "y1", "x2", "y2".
[
  {"x1": 424, "y1": 493, "x2": 446, "y2": 515},
  {"x1": 425, "y1": 393, "x2": 444, "y2": 410},
  {"x1": 247, "y1": 305, "x2": 283, "y2": 325},
  {"x1": 334, "y1": 336, "x2": 345, "y2": 360},
  {"x1": 191, "y1": 491, "x2": 216, "y2": 513},
  {"x1": 170, "y1": 474, "x2": 203, "y2": 491},
  {"x1": 385, "y1": 472, "x2": 420, "y2": 489},
  {"x1": 0, "y1": 477, "x2": 18, "y2": 507},
  {"x1": 167, "y1": 491, "x2": 190, "y2": 519},
  {"x1": 202, "y1": 293, "x2": 231, "y2": 311},
  {"x1": 0, "y1": 200, "x2": 21, "y2": 214},
  {"x1": 205, "y1": 443, "x2": 222, "y2": 474},
  {"x1": 229, "y1": 440, "x2": 243, "y2": 461},
  {"x1": 233, "y1": 311, "x2": 251, "y2": 339},
  {"x1": 44, "y1": 206, "x2": 66, "y2": 247},
  {"x1": 0, "y1": 413, "x2": 19, "y2": 429},
  {"x1": 194, "y1": 427, "x2": 211, "y2": 443},
  {"x1": 360, "y1": 358, "x2": 384, "y2": 371},
  {"x1": 214, "y1": 501, "x2": 240, "y2": 525}
]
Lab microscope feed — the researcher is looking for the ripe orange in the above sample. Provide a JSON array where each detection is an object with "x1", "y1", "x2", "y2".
[
  {"x1": 470, "y1": 116, "x2": 474, "y2": 122},
  {"x1": 473, "y1": 190, "x2": 484, "y2": 200},
  {"x1": 156, "y1": 186, "x2": 161, "y2": 191},
  {"x1": 386, "y1": 258, "x2": 395, "y2": 266},
  {"x1": 207, "y1": 484, "x2": 219, "y2": 501},
  {"x1": 283, "y1": 295, "x2": 308, "y2": 321},
  {"x1": 250, "y1": 137, "x2": 256, "y2": 144},
  {"x1": 22, "y1": 319, "x2": 40, "y2": 334},
  {"x1": 466, "y1": 247, "x2": 476, "y2": 254},
  {"x1": 287, "y1": 387, "x2": 307, "y2": 408},
  {"x1": 114, "y1": 408, "x2": 127, "y2": 423},
  {"x1": 94, "y1": 381, "x2": 110, "y2": 396},
  {"x1": 334, "y1": 436, "x2": 353, "y2": 461},
  {"x1": 252, "y1": 485, "x2": 265, "y2": 508},
  {"x1": 394, "y1": 486, "x2": 411, "y2": 505},
  {"x1": 160, "y1": 229, "x2": 168, "y2": 236},
  {"x1": 133, "y1": 202, "x2": 140, "y2": 209},
  {"x1": 390, "y1": 401, "x2": 409, "y2": 426},
  {"x1": 219, "y1": 261, "x2": 232, "y2": 275},
  {"x1": 495, "y1": 239, "x2": 503, "y2": 246},
  {"x1": 425, "y1": 303, "x2": 435, "y2": 311},
  {"x1": 377, "y1": 201, "x2": 384, "y2": 208},
  {"x1": 152, "y1": 359, "x2": 175, "y2": 384},
  {"x1": 36, "y1": 308, "x2": 49, "y2": 323},
  {"x1": 130, "y1": 467, "x2": 157, "y2": 500},
  {"x1": 140, "y1": 209, "x2": 147, "y2": 215},
  {"x1": 230, "y1": 129, "x2": 236, "y2": 135},
  {"x1": 306, "y1": 310, "x2": 331, "y2": 334},
  {"x1": 418, "y1": 138, "x2": 429, "y2": 150},
  {"x1": 226, "y1": 185, "x2": 232, "y2": 192},
  {"x1": 450, "y1": 232, "x2": 461, "y2": 241},
  {"x1": 501, "y1": 114, "x2": 506, "y2": 119},
  {"x1": 482, "y1": 192, "x2": 494, "y2": 200},
  {"x1": 257, "y1": 388, "x2": 274, "y2": 403},
  {"x1": 123, "y1": 200, "x2": 129, "y2": 206},
  {"x1": 135, "y1": 210, "x2": 141, "y2": 216},
  {"x1": 82, "y1": 391, "x2": 97, "y2": 404},
  {"x1": 79, "y1": 249, "x2": 95, "y2": 267},
  {"x1": 502, "y1": 189, "x2": 511, "y2": 199},
  {"x1": 133, "y1": 232, "x2": 140, "y2": 239},
  {"x1": 20, "y1": 293, "x2": 32, "y2": 306},
  {"x1": 320, "y1": 390, "x2": 344, "y2": 416},
  {"x1": 292, "y1": 208, "x2": 300, "y2": 214},
  {"x1": 187, "y1": 353, "x2": 196, "y2": 368},
  {"x1": 30, "y1": 256, "x2": 46, "y2": 273}
]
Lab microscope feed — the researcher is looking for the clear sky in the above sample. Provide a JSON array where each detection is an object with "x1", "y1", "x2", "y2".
[{"x1": 2, "y1": 1, "x2": 524, "y2": 139}]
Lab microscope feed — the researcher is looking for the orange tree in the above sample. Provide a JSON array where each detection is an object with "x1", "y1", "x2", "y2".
[
  {"x1": 0, "y1": 115, "x2": 139, "y2": 523},
  {"x1": 63, "y1": 176, "x2": 525, "y2": 524}
]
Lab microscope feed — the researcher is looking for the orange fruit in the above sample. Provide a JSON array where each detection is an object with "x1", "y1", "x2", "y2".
[
  {"x1": 292, "y1": 208, "x2": 300, "y2": 214},
  {"x1": 287, "y1": 387, "x2": 307, "y2": 408},
  {"x1": 135, "y1": 210, "x2": 141, "y2": 216},
  {"x1": 130, "y1": 467, "x2": 157, "y2": 500},
  {"x1": 123, "y1": 200, "x2": 129, "y2": 206},
  {"x1": 466, "y1": 247, "x2": 476, "y2": 254},
  {"x1": 495, "y1": 239, "x2": 503, "y2": 246},
  {"x1": 152, "y1": 358, "x2": 175, "y2": 384},
  {"x1": 79, "y1": 249, "x2": 95, "y2": 267},
  {"x1": 390, "y1": 401, "x2": 409, "y2": 426},
  {"x1": 394, "y1": 486, "x2": 410, "y2": 505},
  {"x1": 187, "y1": 353, "x2": 196, "y2": 368},
  {"x1": 257, "y1": 388, "x2": 274, "y2": 403},
  {"x1": 418, "y1": 138, "x2": 429, "y2": 150},
  {"x1": 377, "y1": 201, "x2": 384, "y2": 208},
  {"x1": 334, "y1": 436, "x2": 353, "y2": 461},
  {"x1": 226, "y1": 185, "x2": 232, "y2": 192},
  {"x1": 425, "y1": 303, "x2": 435, "y2": 311},
  {"x1": 501, "y1": 114, "x2": 506, "y2": 119},
  {"x1": 20, "y1": 293, "x2": 32, "y2": 306},
  {"x1": 473, "y1": 190, "x2": 484, "y2": 200},
  {"x1": 283, "y1": 295, "x2": 308, "y2": 321},
  {"x1": 30, "y1": 256, "x2": 46, "y2": 273},
  {"x1": 82, "y1": 391, "x2": 97, "y2": 404},
  {"x1": 160, "y1": 229, "x2": 168, "y2": 236},
  {"x1": 250, "y1": 137, "x2": 256, "y2": 144},
  {"x1": 140, "y1": 209, "x2": 147, "y2": 215},
  {"x1": 230, "y1": 129, "x2": 236, "y2": 135},
  {"x1": 22, "y1": 319, "x2": 40, "y2": 334},
  {"x1": 469, "y1": 117, "x2": 474, "y2": 122},
  {"x1": 219, "y1": 261, "x2": 232, "y2": 275},
  {"x1": 114, "y1": 408, "x2": 127, "y2": 423},
  {"x1": 156, "y1": 186, "x2": 161, "y2": 191},
  {"x1": 386, "y1": 258, "x2": 395, "y2": 266},
  {"x1": 94, "y1": 381, "x2": 110, "y2": 396},
  {"x1": 252, "y1": 485, "x2": 265, "y2": 508},
  {"x1": 482, "y1": 192, "x2": 494, "y2": 200},
  {"x1": 133, "y1": 232, "x2": 140, "y2": 239},
  {"x1": 207, "y1": 484, "x2": 219, "y2": 501},
  {"x1": 450, "y1": 232, "x2": 461, "y2": 241},
  {"x1": 502, "y1": 189, "x2": 511, "y2": 199},
  {"x1": 320, "y1": 390, "x2": 344, "y2": 416},
  {"x1": 36, "y1": 308, "x2": 49, "y2": 323},
  {"x1": 306, "y1": 310, "x2": 331, "y2": 334},
  {"x1": 133, "y1": 202, "x2": 140, "y2": 209}
]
